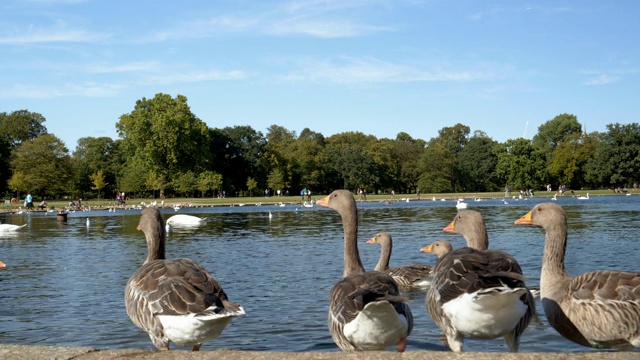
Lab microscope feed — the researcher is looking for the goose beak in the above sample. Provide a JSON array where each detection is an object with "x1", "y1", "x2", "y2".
[
  {"x1": 420, "y1": 244, "x2": 434, "y2": 253},
  {"x1": 443, "y1": 220, "x2": 456, "y2": 233},
  {"x1": 366, "y1": 237, "x2": 376, "y2": 244},
  {"x1": 514, "y1": 211, "x2": 533, "y2": 225},
  {"x1": 316, "y1": 195, "x2": 330, "y2": 208},
  {"x1": 136, "y1": 225, "x2": 142, "y2": 231}
]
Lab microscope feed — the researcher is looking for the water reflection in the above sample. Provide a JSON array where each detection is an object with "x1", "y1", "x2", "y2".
[{"x1": 0, "y1": 194, "x2": 639, "y2": 352}]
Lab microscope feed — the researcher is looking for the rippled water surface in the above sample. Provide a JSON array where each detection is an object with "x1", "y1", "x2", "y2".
[{"x1": 1, "y1": 194, "x2": 639, "y2": 352}]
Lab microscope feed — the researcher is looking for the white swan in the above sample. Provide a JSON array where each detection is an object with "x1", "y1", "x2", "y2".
[
  {"x1": 165, "y1": 214, "x2": 207, "y2": 226},
  {"x1": 456, "y1": 199, "x2": 468, "y2": 210},
  {"x1": 0, "y1": 224, "x2": 27, "y2": 232},
  {"x1": 577, "y1": 193, "x2": 589, "y2": 200}
]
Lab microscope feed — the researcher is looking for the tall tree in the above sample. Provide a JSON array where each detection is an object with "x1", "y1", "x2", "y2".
[
  {"x1": 417, "y1": 143, "x2": 455, "y2": 193},
  {"x1": 586, "y1": 123, "x2": 640, "y2": 187},
  {"x1": 116, "y1": 93, "x2": 211, "y2": 193},
  {"x1": 0, "y1": 110, "x2": 48, "y2": 195},
  {"x1": 0, "y1": 110, "x2": 47, "y2": 147},
  {"x1": 494, "y1": 138, "x2": 546, "y2": 192},
  {"x1": 457, "y1": 131, "x2": 499, "y2": 192},
  {"x1": 289, "y1": 128, "x2": 327, "y2": 193},
  {"x1": 532, "y1": 113, "x2": 583, "y2": 158},
  {"x1": 9, "y1": 134, "x2": 72, "y2": 199},
  {"x1": 72, "y1": 137, "x2": 116, "y2": 198},
  {"x1": 209, "y1": 126, "x2": 266, "y2": 196}
]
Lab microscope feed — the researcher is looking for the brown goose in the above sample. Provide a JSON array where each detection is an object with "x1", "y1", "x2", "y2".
[
  {"x1": 444, "y1": 209, "x2": 540, "y2": 297},
  {"x1": 124, "y1": 207, "x2": 244, "y2": 351},
  {"x1": 515, "y1": 202, "x2": 640, "y2": 348},
  {"x1": 367, "y1": 232, "x2": 432, "y2": 290},
  {"x1": 421, "y1": 210, "x2": 535, "y2": 352},
  {"x1": 420, "y1": 240, "x2": 453, "y2": 258},
  {"x1": 317, "y1": 190, "x2": 413, "y2": 352}
]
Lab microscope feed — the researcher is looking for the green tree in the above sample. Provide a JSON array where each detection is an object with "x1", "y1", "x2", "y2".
[
  {"x1": 246, "y1": 177, "x2": 258, "y2": 197},
  {"x1": 0, "y1": 110, "x2": 47, "y2": 147},
  {"x1": 116, "y1": 93, "x2": 211, "y2": 191},
  {"x1": 7, "y1": 171, "x2": 29, "y2": 200},
  {"x1": 289, "y1": 128, "x2": 328, "y2": 193},
  {"x1": 417, "y1": 143, "x2": 455, "y2": 193},
  {"x1": 494, "y1": 138, "x2": 546, "y2": 191},
  {"x1": 586, "y1": 123, "x2": 640, "y2": 187},
  {"x1": 172, "y1": 171, "x2": 198, "y2": 197},
  {"x1": 197, "y1": 171, "x2": 223, "y2": 197},
  {"x1": 72, "y1": 137, "x2": 116, "y2": 198},
  {"x1": 9, "y1": 134, "x2": 72, "y2": 198},
  {"x1": 324, "y1": 132, "x2": 379, "y2": 191},
  {"x1": 210, "y1": 126, "x2": 266, "y2": 196},
  {"x1": 89, "y1": 169, "x2": 107, "y2": 199},
  {"x1": 145, "y1": 170, "x2": 166, "y2": 199},
  {"x1": 548, "y1": 132, "x2": 596, "y2": 189},
  {"x1": 532, "y1": 113, "x2": 583, "y2": 155},
  {"x1": 0, "y1": 110, "x2": 48, "y2": 195},
  {"x1": 267, "y1": 168, "x2": 286, "y2": 195},
  {"x1": 457, "y1": 131, "x2": 499, "y2": 192}
]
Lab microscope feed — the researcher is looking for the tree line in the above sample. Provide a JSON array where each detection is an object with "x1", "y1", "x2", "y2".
[{"x1": 1, "y1": 93, "x2": 639, "y2": 201}]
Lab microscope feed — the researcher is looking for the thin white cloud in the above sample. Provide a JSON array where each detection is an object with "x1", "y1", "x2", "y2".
[
  {"x1": 279, "y1": 57, "x2": 493, "y2": 84},
  {"x1": 86, "y1": 61, "x2": 164, "y2": 74},
  {"x1": 145, "y1": 70, "x2": 249, "y2": 85},
  {"x1": 267, "y1": 19, "x2": 390, "y2": 38},
  {"x1": 0, "y1": 82, "x2": 125, "y2": 99},
  {"x1": 0, "y1": 25, "x2": 105, "y2": 44},
  {"x1": 151, "y1": 16, "x2": 259, "y2": 42},
  {"x1": 584, "y1": 74, "x2": 619, "y2": 85}
]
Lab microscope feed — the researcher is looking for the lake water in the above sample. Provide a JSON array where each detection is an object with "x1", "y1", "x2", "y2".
[{"x1": 1, "y1": 194, "x2": 639, "y2": 353}]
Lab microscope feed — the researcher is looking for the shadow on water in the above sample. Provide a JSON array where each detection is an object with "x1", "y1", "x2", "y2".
[{"x1": 1, "y1": 194, "x2": 639, "y2": 352}]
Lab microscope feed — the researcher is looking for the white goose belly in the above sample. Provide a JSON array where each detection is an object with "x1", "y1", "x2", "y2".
[
  {"x1": 442, "y1": 287, "x2": 527, "y2": 339},
  {"x1": 158, "y1": 313, "x2": 234, "y2": 347},
  {"x1": 343, "y1": 301, "x2": 409, "y2": 350}
]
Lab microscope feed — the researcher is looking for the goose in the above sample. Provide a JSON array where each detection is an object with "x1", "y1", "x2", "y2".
[
  {"x1": 317, "y1": 190, "x2": 413, "y2": 352},
  {"x1": 0, "y1": 224, "x2": 27, "y2": 232},
  {"x1": 165, "y1": 214, "x2": 207, "y2": 227},
  {"x1": 422, "y1": 210, "x2": 535, "y2": 352},
  {"x1": 514, "y1": 202, "x2": 640, "y2": 349},
  {"x1": 125, "y1": 207, "x2": 245, "y2": 351},
  {"x1": 420, "y1": 239, "x2": 454, "y2": 258},
  {"x1": 366, "y1": 232, "x2": 432, "y2": 290},
  {"x1": 577, "y1": 193, "x2": 589, "y2": 200}
]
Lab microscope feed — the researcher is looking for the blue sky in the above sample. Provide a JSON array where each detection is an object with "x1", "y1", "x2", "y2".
[{"x1": 1, "y1": 1, "x2": 638, "y2": 150}]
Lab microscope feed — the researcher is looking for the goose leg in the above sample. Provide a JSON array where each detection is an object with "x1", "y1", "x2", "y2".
[
  {"x1": 396, "y1": 337, "x2": 407, "y2": 352},
  {"x1": 192, "y1": 344, "x2": 202, "y2": 351}
]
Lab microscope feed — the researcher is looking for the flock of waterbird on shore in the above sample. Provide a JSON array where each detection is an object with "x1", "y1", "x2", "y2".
[{"x1": 2, "y1": 190, "x2": 639, "y2": 352}]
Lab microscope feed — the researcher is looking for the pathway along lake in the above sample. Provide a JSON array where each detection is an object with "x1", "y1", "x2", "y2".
[{"x1": 1, "y1": 194, "x2": 638, "y2": 352}]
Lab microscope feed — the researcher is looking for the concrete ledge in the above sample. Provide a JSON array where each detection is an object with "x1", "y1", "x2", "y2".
[{"x1": 0, "y1": 345, "x2": 637, "y2": 360}]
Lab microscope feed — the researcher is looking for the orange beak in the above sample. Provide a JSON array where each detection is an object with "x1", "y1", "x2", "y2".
[
  {"x1": 443, "y1": 219, "x2": 456, "y2": 233},
  {"x1": 316, "y1": 195, "x2": 330, "y2": 207},
  {"x1": 514, "y1": 211, "x2": 533, "y2": 225},
  {"x1": 420, "y1": 244, "x2": 434, "y2": 253},
  {"x1": 366, "y1": 237, "x2": 376, "y2": 244}
]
